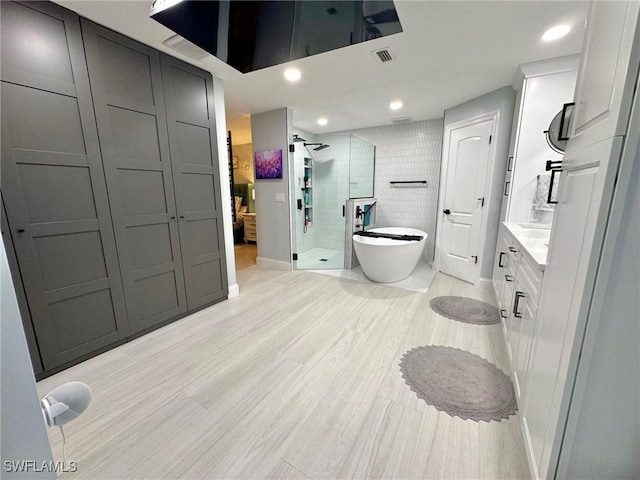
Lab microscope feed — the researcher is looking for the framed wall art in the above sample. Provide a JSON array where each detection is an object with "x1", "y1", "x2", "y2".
[{"x1": 254, "y1": 149, "x2": 283, "y2": 179}]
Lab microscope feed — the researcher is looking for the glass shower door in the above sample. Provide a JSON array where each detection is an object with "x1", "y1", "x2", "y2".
[
  {"x1": 291, "y1": 133, "x2": 349, "y2": 270},
  {"x1": 291, "y1": 132, "x2": 375, "y2": 271}
]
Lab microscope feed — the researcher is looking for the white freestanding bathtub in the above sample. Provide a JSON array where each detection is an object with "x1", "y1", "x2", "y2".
[{"x1": 352, "y1": 227, "x2": 427, "y2": 283}]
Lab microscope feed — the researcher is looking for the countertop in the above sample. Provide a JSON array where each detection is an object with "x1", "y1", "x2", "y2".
[{"x1": 504, "y1": 222, "x2": 551, "y2": 271}]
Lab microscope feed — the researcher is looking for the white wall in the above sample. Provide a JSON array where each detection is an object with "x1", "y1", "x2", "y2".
[
  {"x1": 1, "y1": 242, "x2": 55, "y2": 479},
  {"x1": 251, "y1": 108, "x2": 293, "y2": 269},
  {"x1": 212, "y1": 77, "x2": 238, "y2": 296},
  {"x1": 443, "y1": 86, "x2": 516, "y2": 278}
]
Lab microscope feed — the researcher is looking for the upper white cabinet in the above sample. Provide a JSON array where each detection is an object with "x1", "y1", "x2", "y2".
[
  {"x1": 505, "y1": 58, "x2": 578, "y2": 225},
  {"x1": 569, "y1": 1, "x2": 640, "y2": 152}
]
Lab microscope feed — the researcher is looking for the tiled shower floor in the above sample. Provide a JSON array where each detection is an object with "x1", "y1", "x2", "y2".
[{"x1": 295, "y1": 247, "x2": 344, "y2": 270}]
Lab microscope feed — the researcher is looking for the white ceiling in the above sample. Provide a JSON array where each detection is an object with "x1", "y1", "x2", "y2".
[{"x1": 55, "y1": 1, "x2": 587, "y2": 145}]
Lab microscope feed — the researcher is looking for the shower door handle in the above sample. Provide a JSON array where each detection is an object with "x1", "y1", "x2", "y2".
[{"x1": 443, "y1": 209, "x2": 451, "y2": 215}]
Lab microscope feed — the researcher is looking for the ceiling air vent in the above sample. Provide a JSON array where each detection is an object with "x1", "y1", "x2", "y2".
[
  {"x1": 391, "y1": 117, "x2": 412, "y2": 124},
  {"x1": 372, "y1": 47, "x2": 396, "y2": 64},
  {"x1": 162, "y1": 34, "x2": 209, "y2": 61}
]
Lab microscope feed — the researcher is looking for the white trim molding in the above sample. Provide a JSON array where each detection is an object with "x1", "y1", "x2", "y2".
[
  {"x1": 256, "y1": 257, "x2": 292, "y2": 271},
  {"x1": 227, "y1": 283, "x2": 240, "y2": 298}
]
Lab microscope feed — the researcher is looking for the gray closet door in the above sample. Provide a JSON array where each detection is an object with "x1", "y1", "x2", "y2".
[
  {"x1": 1, "y1": 197, "x2": 44, "y2": 375},
  {"x1": 81, "y1": 21, "x2": 188, "y2": 333},
  {"x1": 0, "y1": 1, "x2": 129, "y2": 370},
  {"x1": 161, "y1": 55, "x2": 229, "y2": 310}
]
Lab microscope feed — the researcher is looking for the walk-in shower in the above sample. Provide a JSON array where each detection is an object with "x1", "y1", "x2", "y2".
[{"x1": 290, "y1": 132, "x2": 375, "y2": 270}]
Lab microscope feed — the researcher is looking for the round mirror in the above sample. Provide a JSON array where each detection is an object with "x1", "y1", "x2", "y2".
[{"x1": 545, "y1": 110, "x2": 567, "y2": 153}]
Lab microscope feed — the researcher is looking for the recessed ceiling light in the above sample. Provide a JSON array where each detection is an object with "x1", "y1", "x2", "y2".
[
  {"x1": 317, "y1": 117, "x2": 328, "y2": 126},
  {"x1": 389, "y1": 100, "x2": 403, "y2": 110},
  {"x1": 541, "y1": 24, "x2": 571, "y2": 42},
  {"x1": 284, "y1": 67, "x2": 301, "y2": 82}
]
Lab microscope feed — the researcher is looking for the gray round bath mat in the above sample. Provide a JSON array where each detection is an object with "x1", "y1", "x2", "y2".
[
  {"x1": 399, "y1": 345, "x2": 517, "y2": 422},
  {"x1": 430, "y1": 296, "x2": 500, "y2": 325}
]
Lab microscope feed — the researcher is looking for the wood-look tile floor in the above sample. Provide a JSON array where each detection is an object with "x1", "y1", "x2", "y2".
[
  {"x1": 37, "y1": 267, "x2": 529, "y2": 480},
  {"x1": 234, "y1": 243, "x2": 257, "y2": 271}
]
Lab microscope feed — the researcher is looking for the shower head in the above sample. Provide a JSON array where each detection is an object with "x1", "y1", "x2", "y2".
[
  {"x1": 303, "y1": 142, "x2": 330, "y2": 151},
  {"x1": 293, "y1": 134, "x2": 306, "y2": 142}
]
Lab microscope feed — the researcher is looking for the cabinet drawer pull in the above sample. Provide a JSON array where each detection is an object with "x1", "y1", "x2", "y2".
[
  {"x1": 500, "y1": 309, "x2": 508, "y2": 319},
  {"x1": 505, "y1": 274, "x2": 514, "y2": 282},
  {"x1": 508, "y1": 246, "x2": 517, "y2": 253},
  {"x1": 504, "y1": 181, "x2": 510, "y2": 196},
  {"x1": 513, "y1": 291, "x2": 525, "y2": 318},
  {"x1": 507, "y1": 156, "x2": 513, "y2": 172},
  {"x1": 498, "y1": 252, "x2": 506, "y2": 268}
]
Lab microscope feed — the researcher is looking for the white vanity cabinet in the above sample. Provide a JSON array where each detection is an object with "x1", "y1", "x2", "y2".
[
  {"x1": 493, "y1": 57, "x2": 578, "y2": 405},
  {"x1": 494, "y1": 3, "x2": 640, "y2": 479},
  {"x1": 493, "y1": 229, "x2": 516, "y2": 320},
  {"x1": 494, "y1": 225, "x2": 544, "y2": 405},
  {"x1": 510, "y1": 253, "x2": 543, "y2": 402}
]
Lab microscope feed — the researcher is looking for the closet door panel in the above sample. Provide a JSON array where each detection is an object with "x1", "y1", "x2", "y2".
[
  {"x1": 1, "y1": 1, "x2": 76, "y2": 95},
  {"x1": 161, "y1": 55, "x2": 228, "y2": 310},
  {"x1": 82, "y1": 21, "x2": 187, "y2": 333},
  {"x1": 175, "y1": 123, "x2": 213, "y2": 166},
  {"x1": 3, "y1": 85, "x2": 86, "y2": 154},
  {"x1": 32, "y1": 231, "x2": 107, "y2": 290},
  {"x1": 1, "y1": 198, "x2": 44, "y2": 375},
  {"x1": 0, "y1": 1, "x2": 129, "y2": 370}
]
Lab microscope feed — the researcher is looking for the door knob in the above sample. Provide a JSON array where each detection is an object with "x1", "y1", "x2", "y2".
[{"x1": 443, "y1": 209, "x2": 451, "y2": 215}]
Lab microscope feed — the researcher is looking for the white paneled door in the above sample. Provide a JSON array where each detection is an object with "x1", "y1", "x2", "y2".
[{"x1": 440, "y1": 119, "x2": 492, "y2": 283}]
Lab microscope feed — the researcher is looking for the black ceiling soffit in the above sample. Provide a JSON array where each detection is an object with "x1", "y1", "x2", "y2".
[{"x1": 150, "y1": 0, "x2": 403, "y2": 74}]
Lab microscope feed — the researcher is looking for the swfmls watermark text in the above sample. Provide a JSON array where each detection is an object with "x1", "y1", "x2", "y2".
[{"x1": 4, "y1": 460, "x2": 78, "y2": 473}]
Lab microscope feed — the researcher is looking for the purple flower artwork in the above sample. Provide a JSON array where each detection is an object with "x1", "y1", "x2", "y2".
[{"x1": 254, "y1": 149, "x2": 283, "y2": 179}]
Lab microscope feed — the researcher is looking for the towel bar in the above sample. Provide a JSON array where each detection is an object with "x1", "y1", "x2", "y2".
[{"x1": 390, "y1": 181, "x2": 427, "y2": 187}]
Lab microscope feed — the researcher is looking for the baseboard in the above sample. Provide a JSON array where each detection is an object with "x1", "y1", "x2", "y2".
[
  {"x1": 521, "y1": 416, "x2": 540, "y2": 480},
  {"x1": 228, "y1": 283, "x2": 240, "y2": 298},
  {"x1": 256, "y1": 257, "x2": 292, "y2": 271},
  {"x1": 478, "y1": 277, "x2": 494, "y2": 290}
]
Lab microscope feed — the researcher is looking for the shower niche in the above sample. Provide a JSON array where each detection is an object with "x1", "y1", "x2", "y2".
[
  {"x1": 303, "y1": 157, "x2": 313, "y2": 229},
  {"x1": 291, "y1": 132, "x2": 375, "y2": 270}
]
